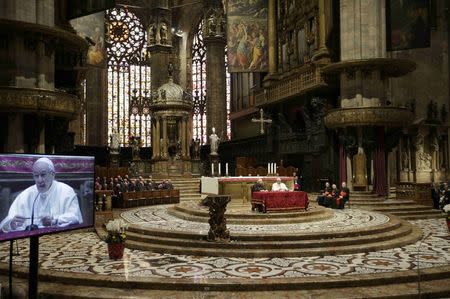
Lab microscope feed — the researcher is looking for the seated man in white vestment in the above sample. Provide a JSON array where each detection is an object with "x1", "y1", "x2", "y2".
[
  {"x1": 0, "y1": 157, "x2": 83, "y2": 232},
  {"x1": 271, "y1": 177, "x2": 289, "y2": 191}
]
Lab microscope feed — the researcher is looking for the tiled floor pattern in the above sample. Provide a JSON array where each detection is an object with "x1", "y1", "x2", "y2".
[
  {"x1": 0, "y1": 209, "x2": 449, "y2": 280},
  {"x1": 121, "y1": 205, "x2": 390, "y2": 234}
]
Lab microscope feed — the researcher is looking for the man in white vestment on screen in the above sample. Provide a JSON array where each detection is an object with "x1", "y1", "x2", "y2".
[
  {"x1": 271, "y1": 177, "x2": 289, "y2": 191},
  {"x1": 0, "y1": 157, "x2": 83, "y2": 232}
]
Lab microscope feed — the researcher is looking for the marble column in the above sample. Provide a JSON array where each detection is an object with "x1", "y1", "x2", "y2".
[
  {"x1": 181, "y1": 118, "x2": 187, "y2": 158},
  {"x1": 339, "y1": 0, "x2": 387, "y2": 106},
  {"x1": 162, "y1": 116, "x2": 167, "y2": 158},
  {"x1": 312, "y1": 0, "x2": 331, "y2": 63},
  {"x1": 6, "y1": 114, "x2": 25, "y2": 153},
  {"x1": 155, "y1": 117, "x2": 161, "y2": 158},
  {"x1": 204, "y1": 5, "x2": 227, "y2": 140},
  {"x1": 185, "y1": 116, "x2": 190, "y2": 158}
]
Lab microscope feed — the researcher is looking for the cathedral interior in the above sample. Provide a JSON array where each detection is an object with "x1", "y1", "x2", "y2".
[{"x1": 0, "y1": 0, "x2": 450, "y2": 298}]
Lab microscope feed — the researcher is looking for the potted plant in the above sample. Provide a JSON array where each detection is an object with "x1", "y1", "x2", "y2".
[
  {"x1": 444, "y1": 204, "x2": 450, "y2": 232},
  {"x1": 105, "y1": 218, "x2": 128, "y2": 259}
]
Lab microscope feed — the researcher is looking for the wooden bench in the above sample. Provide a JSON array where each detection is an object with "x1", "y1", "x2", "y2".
[{"x1": 119, "y1": 189, "x2": 180, "y2": 208}]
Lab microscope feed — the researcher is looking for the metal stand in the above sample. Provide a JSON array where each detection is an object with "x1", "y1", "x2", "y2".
[
  {"x1": 9, "y1": 240, "x2": 13, "y2": 299},
  {"x1": 29, "y1": 236, "x2": 39, "y2": 299}
]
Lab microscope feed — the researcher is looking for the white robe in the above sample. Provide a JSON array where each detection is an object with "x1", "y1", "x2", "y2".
[
  {"x1": 0, "y1": 180, "x2": 83, "y2": 232},
  {"x1": 271, "y1": 182, "x2": 289, "y2": 191}
]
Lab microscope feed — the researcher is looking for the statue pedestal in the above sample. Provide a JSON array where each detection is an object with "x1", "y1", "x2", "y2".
[
  {"x1": 415, "y1": 170, "x2": 431, "y2": 183},
  {"x1": 152, "y1": 159, "x2": 192, "y2": 178},
  {"x1": 129, "y1": 160, "x2": 152, "y2": 176},
  {"x1": 202, "y1": 195, "x2": 231, "y2": 242},
  {"x1": 399, "y1": 170, "x2": 410, "y2": 182},
  {"x1": 110, "y1": 152, "x2": 119, "y2": 167}
]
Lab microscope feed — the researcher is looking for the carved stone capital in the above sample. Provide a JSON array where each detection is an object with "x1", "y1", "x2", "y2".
[
  {"x1": 324, "y1": 107, "x2": 415, "y2": 129},
  {"x1": 0, "y1": 87, "x2": 80, "y2": 118}
]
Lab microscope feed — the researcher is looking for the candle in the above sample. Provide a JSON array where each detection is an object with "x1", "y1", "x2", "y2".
[
  {"x1": 274, "y1": 163, "x2": 277, "y2": 175},
  {"x1": 211, "y1": 163, "x2": 214, "y2": 176},
  {"x1": 226, "y1": 163, "x2": 229, "y2": 176},
  {"x1": 218, "y1": 163, "x2": 221, "y2": 176},
  {"x1": 267, "y1": 163, "x2": 270, "y2": 174}
]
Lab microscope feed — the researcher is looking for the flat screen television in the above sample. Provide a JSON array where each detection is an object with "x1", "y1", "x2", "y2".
[{"x1": 0, "y1": 154, "x2": 95, "y2": 242}]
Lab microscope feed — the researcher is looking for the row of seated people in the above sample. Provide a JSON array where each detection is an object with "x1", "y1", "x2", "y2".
[
  {"x1": 316, "y1": 182, "x2": 350, "y2": 209},
  {"x1": 251, "y1": 178, "x2": 301, "y2": 193},
  {"x1": 95, "y1": 175, "x2": 177, "y2": 209},
  {"x1": 95, "y1": 175, "x2": 174, "y2": 192}
]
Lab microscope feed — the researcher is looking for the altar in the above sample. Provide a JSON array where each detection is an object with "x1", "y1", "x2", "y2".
[
  {"x1": 201, "y1": 176, "x2": 294, "y2": 201},
  {"x1": 251, "y1": 191, "x2": 309, "y2": 213}
]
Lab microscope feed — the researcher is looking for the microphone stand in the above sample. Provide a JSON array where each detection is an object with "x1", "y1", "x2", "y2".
[
  {"x1": 26, "y1": 193, "x2": 40, "y2": 231},
  {"x1": 417, "y1": 232, "x2": 432, "y2": 298}
]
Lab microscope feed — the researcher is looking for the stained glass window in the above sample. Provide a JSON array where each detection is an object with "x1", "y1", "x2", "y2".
[
  {"x1": 106, "y1": 7, "x2": 151, "y2": 147},
  {"x1": 191, "y1": 19, "x2": 231, "y2": 144}
]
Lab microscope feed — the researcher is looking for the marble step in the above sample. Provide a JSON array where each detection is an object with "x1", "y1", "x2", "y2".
[
  {"x1": 371, "y1": 205, "x2": 438, "y2": 212},
  {"x1": 127, "y1": 216, "x2": 404, "y2": 241},
  {"x1": 28, "y1": 276, "x2": 450, "y2": 299},
  {"x1": 126, "y1": 223, "x2": 412, "y2": 251},
  {"x1": 351, "y1": 200, "x2": 413, "y2": 205},
  {"x1": 167, "y1": 207, "x2": 332, "y2": 225},
  {"x1": 125, "y1": 224, "x2": 421, "y2": 258}
]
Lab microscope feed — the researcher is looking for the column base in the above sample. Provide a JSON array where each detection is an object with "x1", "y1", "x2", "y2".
[{"x1": 312, "y1": 47, "x2": 331, "y2": 64}]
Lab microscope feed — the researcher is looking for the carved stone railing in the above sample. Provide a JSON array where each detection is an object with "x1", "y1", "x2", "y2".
[
  {"x1": 0, "y1": 87, "x2": 81, "y2": 118},
  {"x1": 255, "y1": 64, "x2": 327, "y2": 106},
  {"x1": 396, "y1": 182, "x2": 431, "y2": 206},
  {"x1": 202, "y1": 195, "x2": 231, "y2": 242}
]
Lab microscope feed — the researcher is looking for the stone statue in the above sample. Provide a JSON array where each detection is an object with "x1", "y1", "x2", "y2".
[
  {"x1": 431, "y1": 136, "x2": 439, "y2": 170},
  {"x1": 160, "y1": 22, "x2": 168, "y2": 45},
  {"x1": 441, "y1": 104, "x2": 448, "y2": 123},
  {"x1": 207, "y1": 13, "x2": 216, "y2": 36},
  {"x1": 160, "y1": 138, "x2": 166, "y2": 158},
  {"x1": 131, "y1": 138, "x2": 140, "y2": 160},
  {"x1": 416, "y1": 133, "x2": 424, "y2": 152},
  {"x1": 416, "y1": 133, "x2": 431, "y2": 171},
  {"x1": 432, "y1": 101, "x2": 439, "y2": 120},
  {"x1": 209, "y1": 127, "x2": 220, "y2": 155},
  {"x1": 110, "y1": 129, "x2": 120, "y2": 152},
  {"x1": 214, "y1": 8, "x2": 224, "y2": 36},
  {"x1": 147, "y1": 23, "x2": 156, "y2": 45},
  {"x1": 401, "y1": 150, "x2": 409, "y2": 170}
]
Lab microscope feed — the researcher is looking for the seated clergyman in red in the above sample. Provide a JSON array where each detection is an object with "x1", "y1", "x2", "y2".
[{"x1": 337, "y1": 181, "x2": 350, "y2": 208}]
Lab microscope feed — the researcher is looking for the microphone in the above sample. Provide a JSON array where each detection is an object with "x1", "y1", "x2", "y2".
[{"x1": 26, "y1": 193, "x2": 40, "y2": 231}]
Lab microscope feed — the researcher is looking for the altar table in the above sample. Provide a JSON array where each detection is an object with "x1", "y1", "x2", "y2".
[
  {"x1": 201, "y1": 176, "x2": 294, "y2": 201},
  {"x1": 251, "y1": 191, "x2": 309, "y2": 213}
]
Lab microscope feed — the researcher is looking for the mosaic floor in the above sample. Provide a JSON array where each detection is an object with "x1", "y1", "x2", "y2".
[
  {"x1": 0, "y1": 212, "x2": 449, "y2": 279},
  {"x1": 121, "y1": 205, "x2": 390, "y2": 234}
]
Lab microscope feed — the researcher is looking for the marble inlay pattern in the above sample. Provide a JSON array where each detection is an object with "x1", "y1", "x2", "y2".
[
  {"x1": 0, "y1": 219, "x2": 449, "y2": 279},
  {"x1": 121, "y1": 205, "x2": 390, "y2": 234}
]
